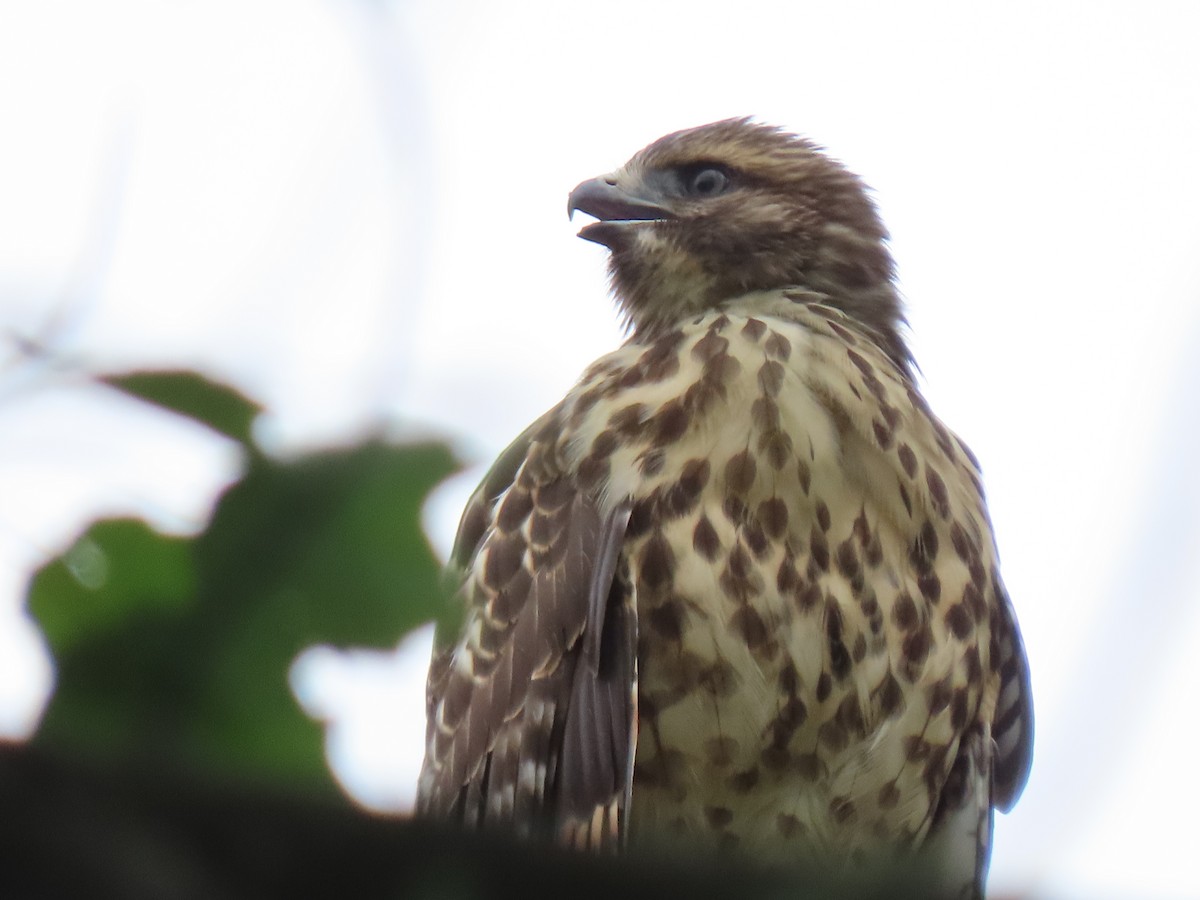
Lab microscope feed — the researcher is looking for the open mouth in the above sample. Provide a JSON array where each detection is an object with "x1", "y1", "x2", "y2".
[{"x1": 567, "y1": 176, "x2": 671, "y2": 247}]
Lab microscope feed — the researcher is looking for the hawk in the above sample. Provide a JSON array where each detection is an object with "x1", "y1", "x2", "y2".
[{"x1": 417, "y1": 119, "x2": 1033, "y2": 898}]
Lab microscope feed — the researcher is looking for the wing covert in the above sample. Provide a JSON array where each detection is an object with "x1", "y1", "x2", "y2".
[{"x1": 417, "y1": 406, "x2": 637, "y2": 847}]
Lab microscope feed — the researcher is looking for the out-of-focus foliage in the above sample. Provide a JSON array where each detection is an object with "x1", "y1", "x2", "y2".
[
  {"x1": 26, "y1": 370, "x2": 458, "y2": 795},
  {"x1": 101, "y1": 370, "x2": 264, "y2": 446}
]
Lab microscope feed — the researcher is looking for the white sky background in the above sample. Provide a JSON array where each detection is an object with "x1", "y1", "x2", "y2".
[{"x1": 2, "y1": 2, "x2": 1199, "y2": 897}]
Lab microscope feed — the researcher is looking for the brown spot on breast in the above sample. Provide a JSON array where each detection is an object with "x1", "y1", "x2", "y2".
[
  {"x1": 926, "y1": 466, "x2": 951, "y2": 518},
  {"x1": 846, "y1": 348, "x2": 874, "y2": 378},
  {"x1": 758, "y1": 429, "x2": 794, "y2": 470},
  {"x1": 639, "y1": 532, "x2": 676, "y2": 590},
  {"x1": 700, "y1": 658, "x2": 739, "y2": 697},
  {"x1": 864, "y1": 535, "x2": 883, "y2": 568},
  {"x1": 872, "y1": 419, "x2": 894, "y2": 449},
  {"x1": 918, "y1": 571, "x2": 942, "y2": 604},
  {"x1": 860, "y1": 590, "x2": 881, "y2": 629},
  {"x1": 794, "y1": 752, "x2": 822, "y2": 782},
  {"x1": 729, "y1": 605, "x2": 771, "y2": 654},
  {"x1": 835, "y1": 539, "x2": 863, "y2": 593},
  {"x1": 590, "y1": 429, "x2": 619, "y2": 458},
  {"x1": 950, "y1": 688, "x2": 971, "y2": 730},
  {"x1": 577, "y1": 453, "x2": 609, "y2": 490},
  {"x1": 638, "y1": 448, "x2": 665, "y2": 477},
  {"x1": 758, "y1": 497, "x2": 789, "y2": 538},
  {"x1": 626, "y1": 493, "x2": 656, "y2": 539},
  {"x1": 826, "y1": 604, "x2": 851, "y2": 679},
  {"x1": 571, "y1": 385, "x2": 605, "y2": 420},
  {"x1": 797, "y1": 458, "x2": 811, "y2": 494},
  {"x1": 815, "y1": 500, "x2": 831, "y2": 532},
  {"x1": 901, "y1": 625, "x2": 932, "y2": 676},
  {"x1": 742, "y1": 518, "x2": 770, "y2": 559},
  {"x1": 742, "y1": 317, "x2": 767, "y2": 341},
  {"x1": 640, "y1": 328, "x2": 685, "y2": 374},
  {"x1": 725, "y1": 449, "x2": 757, "y2": 493},
  {"x1": 850, "y1": 633, "x2": 867, "y2": 664},
  {"x1": 720, "y1": 546, "x2": 764, "y2": 602},
  {"x1": 926, "y1": 676, "x2": 953, "y2": 716},
  {"x1": 836, "y1": 694, "x2": 865, "y2": 735},
  {"x1": 729, "y1": 767, "x2": 760, "y2": 793},
  {"x1": 608, "y1": 403, "x2": 647, "y2": 437},
  {"x1": 853, "y1": 511, "x2": 871, "y2": 544},
  {"x1": 648, "y1": 598, "x2": 686, "y2": 640},
  {"x1": 904, "y1": 735, "x2": 931, "y2": 762},
  {"x1": 618, "y1": 366, "x2": 645, "y2": 389},
  {"x1": 776, "y1": 556, "x2": 798, "y2": 592},
  {"x1": 897, "y1": 443, "x2": 918, "y2": 479},
  {"x1": 723, "y1": 495, "x2": 747, "y2": 523},
  {"x1": 816, "y1": 671, "x2": 832, "y2": 702},
  {"x1": 931, "y1": 420, "x2": 957, "y2": 461},
  {"x1": 892, "y1": 591, "x2": 918, "y2": 630},
  {"x1": 691, "y1": 331, "x2": 730, "y2": 363},
  {"x1": 827, "y1": 320, "x2": 858, "y2": 345},
  {"x1": 949, "y1": 520, "x2": 973, "y2": 562},
  {"x1": 874, "y1": 672, "x2": 905, "y2": 718},
  {"x1": 764, "y1": 331, "x2": 792, "y2": 360},
  {"x1": 778, "y1": 660, "x2": 799, "y2": 693},
  {"x1": 810, "y1": 526, "x2": 830, "y2": 571},
  {"x1": 752, "y1": 397, "x2": 781, "y2": 432},
  {"x1": 757, "y1": 359, "x2": 785, "y2": 397},
  {"x1": 683, "y1": 378, "x2": 722, "y2": 416},
  {"x1": 795, "y1": 580, "x2": 821, "y2": 612},
  {"x1": 963, "y1": 643, "x2": 983, "y2": 683},
  {"x1": 662, "y1": 458, "x2": 710, "y2": 518},
  {"x1": 830, "y1": 796, "x2": 857, "y2": 825},
  {"x1": 654, "y1": 400, "x2": 690, "y2": 444},
  {"x1": 945, "y1": 602, "x2": 973, "y2": 639},
  {"x1": 818, "y1": 719, "x2": 849, "y2": 752},
  {"x1": 772, "y1": 696, "x2": 809, "y2": 742},
  {"x1": 898, "y1": 481, "x2": 913, "y2": 517},
  {"x1": 963, "y1": 581, "x2": 986, "y2": 621},
  {"x1": 693, "y1": 514, "x2": 721, "y2": 560}
]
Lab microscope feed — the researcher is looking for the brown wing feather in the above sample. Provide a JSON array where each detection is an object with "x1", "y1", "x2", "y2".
[{"x1": 417, "y1": 405, "x2": 637, "y2": 847}]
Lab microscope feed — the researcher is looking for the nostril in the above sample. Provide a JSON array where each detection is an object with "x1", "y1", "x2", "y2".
[{"x1": 605, "y1": 177, "x2": 618, "y2": 186}]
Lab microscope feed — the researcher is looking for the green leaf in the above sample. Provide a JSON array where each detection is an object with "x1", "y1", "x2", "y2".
[
  {"x1": 27, "y1": 436, "x2": 460, "y2": 797},
  {"x1": 29, "y1": 519, "x2": 196, "y2": 654},
  {"x1": 197, "y1": 441, "x2": 459, "y2": 647},
  {"x1": 102, "y1": 370, "x2": 262, "y2": 445}
]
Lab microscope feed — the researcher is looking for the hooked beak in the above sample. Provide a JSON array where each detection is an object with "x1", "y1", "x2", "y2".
[{"x1": 567, "y1": 176, "x2": 672, "y2": 248}]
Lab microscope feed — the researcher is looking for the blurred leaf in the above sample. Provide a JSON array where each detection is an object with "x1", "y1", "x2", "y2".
[
  {"x1": 102, "y1": 370, "x2": 262, "y2": 445},
  {"x1": 198, "y1": 441, "x2": 458, "y2": 646},
  {"x1": 30, "y1": 520, "x2": 196, "y2": 653},
  {"x1": 28, "y1": 434, "x2": 460, "y2": 796}
]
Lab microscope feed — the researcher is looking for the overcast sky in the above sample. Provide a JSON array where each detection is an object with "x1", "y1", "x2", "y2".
[{"x1": 2, "y1": 2, "x2": 1199, "y2": 897}]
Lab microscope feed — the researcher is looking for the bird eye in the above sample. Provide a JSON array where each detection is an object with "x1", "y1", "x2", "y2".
[{"x1": 682, "y1": 166, "x2": 730, "y2": 198}]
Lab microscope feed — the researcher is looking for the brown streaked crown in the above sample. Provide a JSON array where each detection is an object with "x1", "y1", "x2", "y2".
[{"x1": 568, "y1": 118, "x2": 911, "y2": 374}]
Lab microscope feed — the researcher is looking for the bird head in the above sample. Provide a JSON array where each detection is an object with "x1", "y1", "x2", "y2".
[{"x1": 568, "y1": 118, "x2": 910, "y2": 372}]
